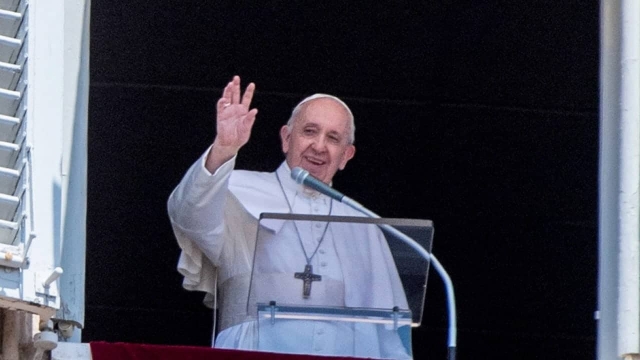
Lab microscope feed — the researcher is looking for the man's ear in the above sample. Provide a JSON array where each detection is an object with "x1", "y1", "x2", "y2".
[
  {"x1": 339, "y1": 145, "x2": 356, "y2": 170},
  {"x1": 280, "y1": 125, "x2": 290, "y2": 153}
]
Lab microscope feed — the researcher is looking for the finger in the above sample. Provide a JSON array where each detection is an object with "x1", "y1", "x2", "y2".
[
  {"x1": 217, "y1": 97, "x2": 231, "y2": 111},
  {"x1": 246, "y1": 108, "x2": 258, "y2": 120},
  {"x1": 243, "y1": 108, "x2": 258, "y2": 129},
  {"x1": 222, "y1": 81, "x2": 233, "y2": 103},
  {"x1": 231, "y1": 76, "x2": 241, "y2": 104},
  {"x1": 241, "y1": 83, "x2": 256, "y2": 107}
]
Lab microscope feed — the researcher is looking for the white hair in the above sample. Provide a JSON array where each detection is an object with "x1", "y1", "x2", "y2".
[{"x1": 286, "y1": 93, "x2": 356, "y2": 144}]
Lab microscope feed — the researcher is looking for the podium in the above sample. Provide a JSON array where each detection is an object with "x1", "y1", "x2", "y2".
[{"x1": 245, "y1": 213, "x2": 434, "y2": 359}]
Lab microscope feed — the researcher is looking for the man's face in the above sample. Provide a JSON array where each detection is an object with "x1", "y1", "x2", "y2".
[{"x1": 280, "y1": 98, "x2": 356, "y2": 184}]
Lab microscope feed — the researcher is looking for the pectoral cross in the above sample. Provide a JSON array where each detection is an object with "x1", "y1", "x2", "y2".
[{"x1": 294, "y1": 264, "x2": 322, "y2": 298}]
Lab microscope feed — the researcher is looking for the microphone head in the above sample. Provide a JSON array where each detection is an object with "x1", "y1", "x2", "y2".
[{"x1": 291, "y1": 167, "x2": 309, "y2": 184}]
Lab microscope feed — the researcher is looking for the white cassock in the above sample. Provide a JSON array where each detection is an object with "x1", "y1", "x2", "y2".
[{"x1": 167, "y1": 148, "x2": 412, "y2": 359}]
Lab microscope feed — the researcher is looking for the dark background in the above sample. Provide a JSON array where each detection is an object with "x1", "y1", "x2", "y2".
[{"x1": 85, "y1": 2, "x2": 599, "y2": 359}]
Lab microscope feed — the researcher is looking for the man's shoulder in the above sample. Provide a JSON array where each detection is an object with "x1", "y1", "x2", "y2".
[
  {"x1": 229, "y1": 168, "x2": 275, "y2": 186},
  {"x1": 227, "y1": 168, "x2": 289, "y2": 218},
  {"x1": 228, "y1": 168, "x2": 280, "y2": 201}
]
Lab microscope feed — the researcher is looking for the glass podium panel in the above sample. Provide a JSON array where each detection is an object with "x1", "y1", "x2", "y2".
[
  {"x1": 246, "y1": 213, "x2": 434, "y2": 359},
  {"x1": 256, "y1": 303, "x2": 413, "y2": 357}
]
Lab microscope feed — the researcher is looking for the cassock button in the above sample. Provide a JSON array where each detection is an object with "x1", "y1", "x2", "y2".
[
  {"x1": 319, "y1": 249, "x2": 326, "y2": 254},
  {"x1": 315, "y1": 223, "x2": 322, "y2": 228},
  {"x1": 320, "y1": 261, "x2": 327, "y2": 267},
  {"x1": 317, "y1": 328, "x2": 325, "y2": 335}
]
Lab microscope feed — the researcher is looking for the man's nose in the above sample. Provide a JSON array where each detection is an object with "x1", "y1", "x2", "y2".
[{"x1": 311, "y1": 136, "x2": 327, "y2": 151}]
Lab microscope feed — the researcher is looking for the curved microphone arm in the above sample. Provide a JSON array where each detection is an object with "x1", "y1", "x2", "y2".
[
  {"x1": 342, "y1": 197, "x2": 457, "y2": 360},
  {"x1": 291, "y1": 167, "x2": 457, "y2": 360}
]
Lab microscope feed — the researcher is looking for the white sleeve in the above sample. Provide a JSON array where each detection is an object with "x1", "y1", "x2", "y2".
[{"x1": 166, "y1": 147, "x2": 236, "y2": 303}]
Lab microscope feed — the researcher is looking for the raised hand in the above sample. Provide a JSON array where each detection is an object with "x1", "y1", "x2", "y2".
[{"x1": 206, "y1": 76, "x2": 258, "y2": 172}]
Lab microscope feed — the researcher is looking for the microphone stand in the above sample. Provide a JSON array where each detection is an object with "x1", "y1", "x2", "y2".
[
  {"x1": 341, "y1": 196, "x2": 458, "y2": 360},
  {"x1": 291, "y1": 167, "x2": 457, "y2": 360}
]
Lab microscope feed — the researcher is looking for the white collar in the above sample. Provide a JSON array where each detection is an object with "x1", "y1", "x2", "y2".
[{"x1": 276, "y1": 162, "x2": 329, "y2": 203}]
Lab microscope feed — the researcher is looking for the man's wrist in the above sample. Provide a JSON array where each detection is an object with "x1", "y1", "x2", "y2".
[{"x1": 205, "y1": 141, "x2": 239, "y2": 173}]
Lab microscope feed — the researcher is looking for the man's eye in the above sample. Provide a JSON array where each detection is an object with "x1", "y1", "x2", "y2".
[{"x1": 304, "y1": 129, "x2": 316, "y2": 135}]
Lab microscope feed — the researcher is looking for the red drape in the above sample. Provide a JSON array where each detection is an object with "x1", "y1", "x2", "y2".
[{"x1": 89, "y1": 342, "x2": 375, "y2": 360}]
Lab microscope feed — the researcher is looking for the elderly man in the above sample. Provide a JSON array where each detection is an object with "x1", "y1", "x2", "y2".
[{"x1": 167, "y1": 75, "x2": 410, "y2": 359}]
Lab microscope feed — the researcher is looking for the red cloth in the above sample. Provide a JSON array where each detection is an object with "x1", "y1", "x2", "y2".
[{"x1": 89, "y1": 342, "x2": 375, "y2": 360}]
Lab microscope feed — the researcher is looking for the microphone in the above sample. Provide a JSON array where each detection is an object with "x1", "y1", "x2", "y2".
[
  {"x1": 291, "y1": 167, "x2": 370, "y2": 214},
  {"x1": 290, "y1": 167, "x2": 346, "y2": 202}
]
